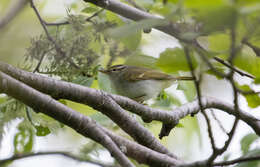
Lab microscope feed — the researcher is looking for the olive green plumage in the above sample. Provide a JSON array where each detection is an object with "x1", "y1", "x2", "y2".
[{"x1": 99, "y1": 64, "x2": 194, "y2": 102}]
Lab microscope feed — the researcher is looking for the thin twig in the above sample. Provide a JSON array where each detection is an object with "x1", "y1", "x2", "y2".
[
  {"x1": 86, "y1": 9, "x2": 105, "y2": 21},
  {"x1": 207, "y1": 117, "x2": 239, "y2": 164},
  {"x1": 203, "y1": 111, "x2": 217, "y2": 154},
  {"x1": 211, "y1": 110, "x2": 228, "y2": 134},
  {"x1": 213, "y1": 56, "x2": 255, "y2": 79},
  {"x1": 206, "y1": 22, "x2": 240, "y2": 166},
  {"x1": 29, "y1": 0, "x2": 54, "y2": 42},
  {"x1": 29, "y1": 0, "x2": 80, "y2": 69},
  {"x1": 237, "y1": 89, "x2": 260, "y2": 95},
  {"x1": 184, "y1": 46, "x2": 203, "y2": 115},
  {"x1": 193, "y1": 42, "x2": 227, "y2": 78},
  {"x1": 45, "y1": 9, "x2": 105, "y2": 26},
  {"x1": 242, "y1": 39, "x2": 260, "y2": 57},
  {"x1": 33, "y1": 52, "x2": 46, "y2": 73},
  {"x1": 212, "y1": 25, "x2": 242, "y2": 162},
  {"x1": 0, "y1": 152, "x2": 117, "y2": 167},
  {"x1": 213, "y1": 155, "x2": 260, "y2": 166}
]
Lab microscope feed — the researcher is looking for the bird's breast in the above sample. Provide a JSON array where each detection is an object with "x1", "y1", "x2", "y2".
[{"x1": 111, "y1": 78, "x2": 174, "y2": 101}]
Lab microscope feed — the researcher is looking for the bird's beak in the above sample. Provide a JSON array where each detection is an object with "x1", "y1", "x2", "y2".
[{"x1": 98, "y1": 68, "x2": 109, "y2": 74}]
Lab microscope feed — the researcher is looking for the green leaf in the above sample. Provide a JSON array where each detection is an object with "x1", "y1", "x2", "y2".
[
  {"x1": 14, "y1": 127, "x2": 34, "y2": 154},
  {"x1": 90, "y1": 112, "x2": 114, "y2": 127},
  {"x1": 254, "y1": 77, "x2": 260, "y2": 84},
  {"x1": 125, "y1": 54, "x2": 158, "y2": 69},
  {"x1": 196, "y1": 6, "x2": 238, "y2": 33},
  {"x1": 107, "y1": 18, "x2": 168, "y2": 39},
  {"x1": 234, "y1": 46, "x2": 260, "y2": 78},
  {"x1": 179, "y1": 115, "x2": 202, "y2": 145},
  {"x1": 239, "y1": 3, "x2": 260, "y2": 14},
  {"x1": 151, "y1": 2, "x2": 178, "y2": 16},
  {"x1": 237, "y1": 85, "x2": 260, "y2": 108},
  {"x1": 177, "y1": 81, "x2": 196, "y2": 102},
  {"x1": 167, "y1": 0, "x2": 179, "y2": 3},
  {"x1": 223, "y1": 153, "x2": 231, "y2": 161},
  {"x1": 0, "y1": 99, "x2": 16, "y2": 110},
  {"x1": 81, "y1": 6, "x2": 99, "y2": 13},
  {"x1": 106, "y1": 11, "x2": 142, "y2": 50},
  {"x1": 65, "y1": 100, "x2": 96, "y2": 115},
  {"x1": 1, "y1": 161, "x2": 12, "y2": 167},
  {"x1": 236, "y1": 0, "x2": 260, "y2": 7},
  {"x1": 184, "y1": 0, "x2": 224, "y2": 9},
  {"x1": 179, "y1": 32, "x2": 200, "y2": 41},
  {"x1": 235, "y1": 149, "x2": 260, "y2": 167},
  {"x1": 240, "y1": 133, "x2": 259, "y2": 154},
  {"x1": 157, "y1": 48, "x2": 197, "y2": 73},
  {"x1": 98, "y1": 72, "x2": 114, "y2": 93},
  {"x1": 244, "y1": 93, "x2": 260, "y2": 108},
  {"x1": 0, "y1": 96, "x2": 7, "y2": 104},
  {"x1": 206, "y1": 65, "x2": 226, "y2": 79},
  {"x1": 121, "y1": 30, "x2": 142, "y2": 50},
  {"x1": 59, "y1": 99, "x2": 68, "y2": 105},
  {"x1": 175, "y1": 123, "x2": 184, "y2": 128},
  {"x1": 106, "y1": 11, "x2": 124, "y2": 25},
  {"x1": 207, "y1": 33, "x2": 230, "y2": 53},
  {"x1": 135, "y1": 0, "x2": 154, "y2": 10},
  {"x1": 35, "y1": 125, "x2": 51, "y2": 136},
  {"x1": 72, "y1": 76, "x2": 94, "y2": 87},
  {"x1": 152, "y1": 91, "x2": 182, "y2": 108}
]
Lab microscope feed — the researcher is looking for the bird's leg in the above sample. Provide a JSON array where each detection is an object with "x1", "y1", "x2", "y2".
[
  {"x1": 132, "y1": 95, "x2": 153, "y2": 123},
  {"x1": 132, "y1": 94, "x2": 146, "y2": 103}
]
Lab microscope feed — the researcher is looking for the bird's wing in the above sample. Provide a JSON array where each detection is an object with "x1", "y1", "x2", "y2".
[{"x1": 123, "y1": 67, "x2": 173, "y2": 81}]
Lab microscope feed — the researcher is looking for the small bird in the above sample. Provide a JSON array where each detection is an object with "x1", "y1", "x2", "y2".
[{"x1": 99, "y1": 64, "x2": 194, "y2": 102}]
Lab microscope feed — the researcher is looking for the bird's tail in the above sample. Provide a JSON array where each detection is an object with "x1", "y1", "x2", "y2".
[{"x1": 174, "y1": 76, "x2": 195, "y2": 80}]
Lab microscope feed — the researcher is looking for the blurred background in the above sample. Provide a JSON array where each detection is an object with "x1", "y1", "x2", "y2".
[{"x1": 0, "y1": 0, "x2": 260, "y2": 167}]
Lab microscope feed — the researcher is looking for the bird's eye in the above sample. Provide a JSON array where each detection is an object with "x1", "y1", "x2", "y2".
[{"x1": 112, "y1": 69, "x2": 117, "y2": 72}]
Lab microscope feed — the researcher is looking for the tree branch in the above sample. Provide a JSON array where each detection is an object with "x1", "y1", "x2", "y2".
[
  {"x1": 44, "y1": 9, "x2": 105, "y2": 26},
  {"x1": 0, "y1": 0, "x2": 28, "y2": 29},
  {"x1": 0, "y1": 61, "x2": 176, "y2": 159},
  {"x1": 83, "y1": 0, "x2": 190, "y2": 42},
  {"x1": 0, "y1": 62, "x2": 259, "y2": 137},
  {"x1": 213, "y1": 56, "x2": 255, "y2": 79},
  {"x1": 29, "y1": 0, "x2": 80, "y2": 70},
  {"x1": 213, "y1": 155, "x2": 260, "y2": 166},
  {"x1": 0, "y1": 152, "x2": 117, "y2": 167},
  {"x1": 0, "y1": 71, "x2": 135, "y2": 167},
  {"x1": 0, "y1": 70, "x2": 183, "y2": 167},
  {"x1": 82, "y1": 0, "x2": 254, "y2": 80},
  {"x1": 102, "y1": 128, "x2": 181, "y2": 166},
  {"x1": 211, "y1": 110, "x2": 228, "y2": 134},
  {"x1": 179, "y1": 154, "x2": 260, "y2": 167},
  {"x1": 1, "y1": 62, "x2": 259, "y2": 135}
]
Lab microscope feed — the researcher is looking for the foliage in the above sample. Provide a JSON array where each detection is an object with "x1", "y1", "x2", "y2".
[
  {"x1": 235, "y1": 133, "x2": 260, "y2": 167},
  {"x1": 1, "y1": 0, "x2": 260, "y2": 166}
]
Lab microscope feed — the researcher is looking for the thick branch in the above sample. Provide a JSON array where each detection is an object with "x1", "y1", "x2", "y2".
[
  {"x1": 0, "y1": 62, "x2": 176, "y2": 159},
  {"x1": 83, "y1": 0, "x2": 189, "y2": 42},
  {"x1": 102, "y1": 128, "x2": 181, "y2": 166},
  {"x1": 0, "y1": 71, "x2": 134, "y2": 167},
  {"x1": 82, "y1": 0, "x2": 254, "y2": 80},
  {"x1": 0, "y1": 62, "x2": 259, "y2": 136},
  {"x1": 0, "y1": 0, "x2": 28, "y2": 29}
]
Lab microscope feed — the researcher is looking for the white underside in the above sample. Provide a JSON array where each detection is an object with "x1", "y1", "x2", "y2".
[{"x1": 110, "y1": 78, "x2": 174, "y2": 101}]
